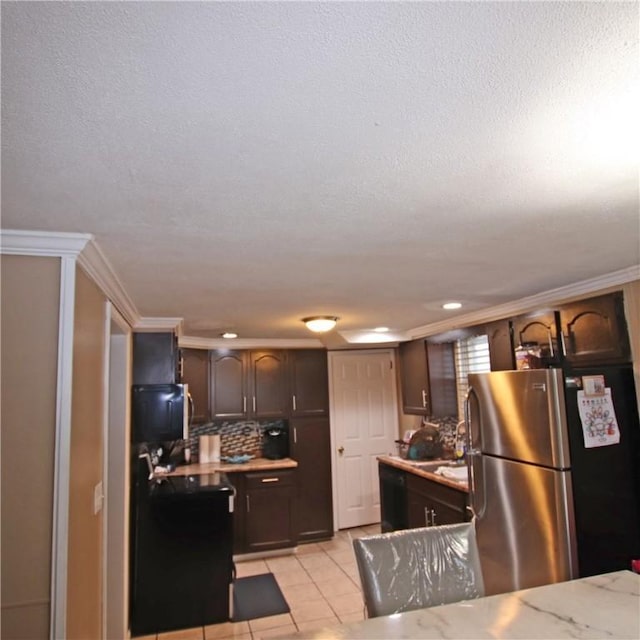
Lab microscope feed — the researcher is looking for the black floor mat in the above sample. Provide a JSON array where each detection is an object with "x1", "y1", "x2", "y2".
[{"x1": 232, "y1": 573, "x2": 290, "y2": 622}]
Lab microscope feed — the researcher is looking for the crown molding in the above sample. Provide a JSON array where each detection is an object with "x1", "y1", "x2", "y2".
[
  {"x1": 0, "y1": 229, "x2": 91, "y2": 256},
  {"x1": 77, "y1": 239, "x2": 141, "y2": 328},
  {"x1": 135, "y1": 317, "x2": 184, "y2": 332},
  {"x1": 178, "y1": 336, "x2": 324, "y2": 350},
  {"x1": 409, "y1": 265, "x2": 640, "y2": 339}
]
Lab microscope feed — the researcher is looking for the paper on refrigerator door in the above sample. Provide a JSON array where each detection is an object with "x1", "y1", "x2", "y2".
[{"x1": 577, "y1": 388, "x2": 620, "y2": 448}]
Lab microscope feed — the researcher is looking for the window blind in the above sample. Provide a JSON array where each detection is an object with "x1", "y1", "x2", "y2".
[{"x1": 454, "y1": 334, "x2": 491, "y2": 419}]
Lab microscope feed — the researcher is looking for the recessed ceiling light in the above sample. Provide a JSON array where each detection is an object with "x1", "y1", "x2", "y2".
[
  {"x1": 221, "y1": 332, "x2": 238, "y2": 339},
  {"x1": 442, "y1": 302, "x2": 462, "y2": 310},
  {"x1": 373, "y1": 327, "x2": 390, "y2": 332}
]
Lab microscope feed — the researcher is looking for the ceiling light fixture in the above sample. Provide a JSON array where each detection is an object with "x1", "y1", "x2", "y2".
[
  {"x1": 221, "y1": 332, "x2": 238, "y2": 339},
  {"x1": 302, "y1": 316, "x2": 338, "y2": 333},
  {"x1": 442, "y1": 302, "x2": 462, "y2": 310},
  {"x1": 373, "y1": 327, "x2": 390, "y2": 332}
]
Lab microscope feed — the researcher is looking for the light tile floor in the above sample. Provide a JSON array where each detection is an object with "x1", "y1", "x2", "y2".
[{"x1": 136, "y1": 524, "x2": 380, "y2": 640}]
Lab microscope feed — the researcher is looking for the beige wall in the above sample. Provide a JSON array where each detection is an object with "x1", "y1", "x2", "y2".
[
  {"x1": 1, "y1": 255, "x2": 60, "y2": 639},
  {"x1": 66, "y1": 267, "x2": 106, "y2": 640}
]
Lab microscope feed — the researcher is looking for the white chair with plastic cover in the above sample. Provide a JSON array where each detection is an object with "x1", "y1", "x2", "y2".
[{"x1": 352, "y1": 521, "x2": 485, "y2": 618}]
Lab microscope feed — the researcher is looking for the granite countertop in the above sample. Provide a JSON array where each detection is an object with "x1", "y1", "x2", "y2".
[
  {"x1": 166, "y1": 457, "x2": 298, "y2": 477},
  {"x1": 377, "y1": 454, "x2": 469, "y2": 492},
  {"x1": 276, "y1": 570, "x2": 639, "y2": 639}
]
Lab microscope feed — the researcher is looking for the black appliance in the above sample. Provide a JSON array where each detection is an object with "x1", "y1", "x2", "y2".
[
  {"x1": 379, "y1": 463, "x2": 408, "y2": 532},
  {"x1": 130, "y1": 457, "x2": 235, "y2": 636},
  {"x1": 562, "y1": 363, "x2": 640, "y2": 578},
  {"x1": 262, "y1": 425, "x2": 289, "y2": 460},
  {"x1": 132, "y1": 383, "x2": 190, "y2": 443}
]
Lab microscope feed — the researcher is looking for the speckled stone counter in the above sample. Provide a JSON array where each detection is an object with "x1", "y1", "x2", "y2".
[
  {"x1": 377, "y1": 454, "x2": 469, "y2": 492},
  {"x1": 277, "y1": 570, "x2": 639, "y2": 639},
  {"x1": 166, "y1": 456, "x2": 298, "y2": 476}
]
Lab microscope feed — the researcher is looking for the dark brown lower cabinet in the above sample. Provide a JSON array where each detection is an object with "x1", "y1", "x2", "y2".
[
  {"x1": 406, "y1": 473, "x2": 469, "y2": 528},
  {"x1": 290, "y1": 417, "x2": 334, "y2": 542},
  {"x1": 231, "y1": 469, "x2": 298, "y2": 553}
]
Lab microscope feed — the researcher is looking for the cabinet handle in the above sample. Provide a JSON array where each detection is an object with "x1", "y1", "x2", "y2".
[
  {"x1": 431, "y1": 509, "x2": 436, "y2": 526},
  {"x1": 246, "y1": 495, "x2": 250, "y2": 512},
  {"x1": 424, "y1": 507, "x2": 430, "y2": 526},
  {"x1": 292, "y1": 395, "x2": 297, "y2": 411},
  {"x1": 243, "y1": 396, "x2": 247, "y2": 413},
  {"x1": 422, "y1": 389, "x2": 429, "y2": 411},
  {"x1": 261, "y1": 477, "x2": 280, "y2": 483},
  {"x1": 252, "y1": 396, "x2": 256, "y2": 413},
  {"x1": 293, "y1": 427, "x2": 297, "y2": 444},
  {"x1": 560, "y1": 331, "x2": 567, "y2": 356}
]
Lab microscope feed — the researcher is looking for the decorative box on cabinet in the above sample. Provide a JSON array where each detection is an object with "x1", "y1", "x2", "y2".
[
  {"x1": 210, "y1": 349, "x2": 288, "y2": 419},
  {"x1": 290, "y1": 417, "x2": 333, "y2": 542},
  {"x1": 398, "y1": 339, "x2": 457, "y2": 417},
  {"x1": 558, "y1": 292, "x2": 631, "y2": 366}
]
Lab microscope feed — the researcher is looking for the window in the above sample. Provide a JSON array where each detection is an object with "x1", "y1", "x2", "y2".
[{"x1": 454, "y1": 334, "x2": 491, "y2": 419}]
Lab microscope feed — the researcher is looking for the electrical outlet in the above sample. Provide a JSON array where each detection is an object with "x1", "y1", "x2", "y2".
[{"x1": 93, "y1": 482, "x2": 104, "y2": 515}]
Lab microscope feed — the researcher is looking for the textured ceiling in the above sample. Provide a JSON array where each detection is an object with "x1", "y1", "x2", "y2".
[{"x1": 2, "y1": 1, "x2": 638, "y2": 343}]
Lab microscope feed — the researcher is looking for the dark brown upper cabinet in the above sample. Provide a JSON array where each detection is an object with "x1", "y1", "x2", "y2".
[
  {"x1": 399, "y1": 339, "x2": 457, "y2": 417},
  {"x1": 210, "y1": 349, "x2": 289, "y2": 419},
  {"x1": 288, "y1": 349, "x2": 329, "y2": 417},
  {"x1": 484, "y1": 319, "x2": 515, "y2": 371},
  {"x1": 133, "y1": 332, "x2": 179, "y2": 385},
  {"x1": 558, "y1": 292, "x2": 631, "y2": 366},
  {"x1": 180, "y1": 348, "x2": 210, "y2": 424},
  {"x1": 511, "y1": 309, "x2": 561, "y2": 367}
]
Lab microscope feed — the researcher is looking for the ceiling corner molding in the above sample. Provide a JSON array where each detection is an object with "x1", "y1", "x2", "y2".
[
  {"x1": 178, "y1": 336, "x2": 324, "y2": 350},
  {"x1": 135, "y1": 317, "x2": 185, "y2": 332},
  {"x1": 0, "y1": 229, "x2": 92, "y2": 257},
  {"x1": 409, "y1": 265, "x2": 640, "y2": 339},
  {"x1": 77, "y1": 238, "x2": 141, "y2": 328}
]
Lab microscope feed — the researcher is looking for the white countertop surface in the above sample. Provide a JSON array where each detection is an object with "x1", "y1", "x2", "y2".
[{"x1": 276, "y1": 570, "x2": 639, "y2": 639}]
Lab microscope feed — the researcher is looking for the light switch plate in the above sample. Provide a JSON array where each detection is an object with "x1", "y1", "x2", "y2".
[{"x1": 93, "y1": 481, "x2": 104, "y2": 514}]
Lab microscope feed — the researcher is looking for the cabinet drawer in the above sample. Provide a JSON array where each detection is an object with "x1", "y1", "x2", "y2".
[{"x1": 245, "y1": 469, "x2": 296, "y2": 490}]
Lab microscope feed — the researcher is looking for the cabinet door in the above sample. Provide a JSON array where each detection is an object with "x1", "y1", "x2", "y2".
[
  {"x1": 290, "y1": 417, "x2": 333, "y2": 542},
  {"x1": 249, "y1": 350, "x2": 288, "y2": 418},
  {"x1": 244, "y1": 470, "x2": 297, "y2": 552},
  {"x1": 289, "y1": 350, "x2": 329, "y2": 417},
  {"x1": 559, "y1": 293, "x2": 630, "y2": 365},
  {"x1": 511, "y1": 310, "x2": 560, "y2": 366},
  {"x1": 210, "y1": 350, "x2": 248, "y2": 419},
  {"x1": 181, "y1": 348, "x2": 210, "y2": 424},
  {"x1": 399, "y1": 339, "x2": 430, "y2": 415},
  {"x1": 406, "y1": 474, "x2": 468, "y2": 528},
  {"x1": 485, "y1": 319, "x2": 515, "y2": 371},
  {"x1": 426, "y1": 342, "x2": 458, "y2": 417},
  {"x1": 133, "y1": 332, "x2": 178, "y2": 385}
]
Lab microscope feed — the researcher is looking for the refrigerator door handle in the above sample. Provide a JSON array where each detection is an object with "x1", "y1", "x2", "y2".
[{"x1": 464, "y1": 386, "x2": 485, "y2": 519}]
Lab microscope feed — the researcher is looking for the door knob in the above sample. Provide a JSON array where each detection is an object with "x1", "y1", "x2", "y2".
[{"x1": 338, "y1": 446, "x2": 344, "y2": 455}]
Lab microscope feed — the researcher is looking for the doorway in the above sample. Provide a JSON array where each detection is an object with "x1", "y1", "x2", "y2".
[
  {"x1": 103, "y1": 304, "x2": 131, "y2": 640},
  {"x1": 328, "y1": 349, "x2": 399, "y2": 530}
]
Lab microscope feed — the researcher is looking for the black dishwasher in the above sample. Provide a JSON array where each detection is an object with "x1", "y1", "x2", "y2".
[
  {"x1": 379, "y1": 463, "x2": 408, "y2": 532},
  {"x1": 130, "y1": 461, "x2": 235, "y2": 636}
]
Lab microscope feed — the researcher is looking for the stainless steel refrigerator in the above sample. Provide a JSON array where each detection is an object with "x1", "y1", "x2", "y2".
[{"x1": 466, "y1": 367, "x2": 640, "y2": 596}]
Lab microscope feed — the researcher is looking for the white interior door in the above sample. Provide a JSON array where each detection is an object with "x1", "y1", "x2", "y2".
[{"x1": 329, "y1": 349, "x2": 399, "y2": 530}]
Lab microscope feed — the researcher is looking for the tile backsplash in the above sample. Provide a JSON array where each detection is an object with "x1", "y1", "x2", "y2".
[{"x1": 188, "y1": 419, "x2": 287, "y2": 461}]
